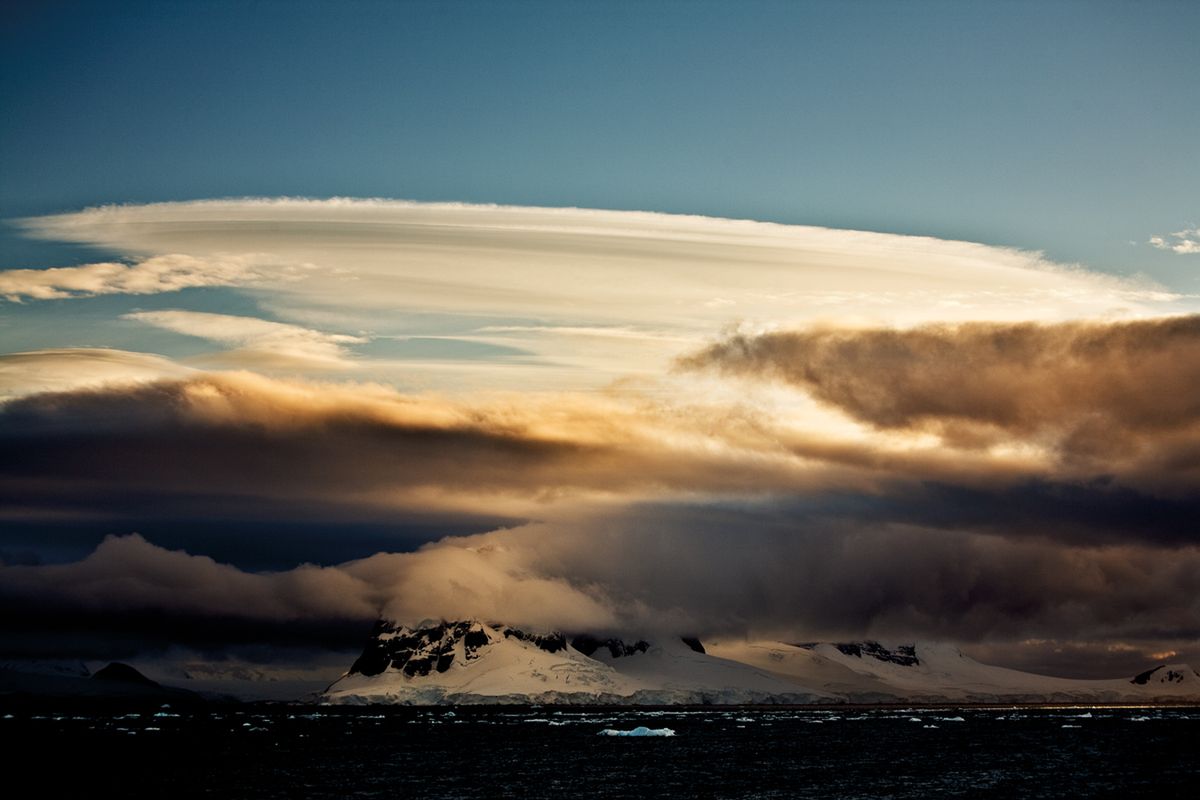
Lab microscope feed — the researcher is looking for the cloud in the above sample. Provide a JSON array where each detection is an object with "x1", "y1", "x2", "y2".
[
  {"x1": 2, "y1": 518, "x2": 1198, "y2": 677},
  {"x1": 124, "y1": 309, "x2": 367, "y2": 370},
  {"x1": 683, "y1": 316, "x2": 1200, "y2": 486},
  {"x1": 0, "y1": 253, "x2": 296, "y2": 301},
  {"x1": 0, "y1": 533, "x2": 375, "y2": 622},
  {"x1": 5, "y1": 370, "x2": 1200, "y2": 558},
  {"x1": 0, "y1": 531, "x2": 617, "y2": 655},
  {"x1": 0, "y1": 348, "x2": 193, "y2": 399},
  {"x1": 0, "y1": 371, "x2": 846, "y2": 526},
  {"x1": 965, "y1": 638, "x2": 1200, "y2": 680},
  {"x1": 1149, "y1": 227, "x2": 1200, "y2": 255},
  {"x1": 17, "y1": 198, "x2": 1191, "y2": 391},
  {"x1": 487, "y1": 510, "x2": 1200, "y2": 645}
]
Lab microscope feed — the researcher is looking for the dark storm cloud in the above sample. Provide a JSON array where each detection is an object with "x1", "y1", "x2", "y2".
[
  {"x1": 684, "y1": 316, "x2": 1200, "y2": 483},
  {"x1": 1, "y1": 513, "x2": 1198, "y2": 677},
  {"x1": 0, "y1": 371, "x2": 829, "y2": 527},
  {"x1": 514, "y1": 506, "x2": 1200, "y2": 644},
  {"x1": 0, "y1": 534, "x2": 380, "y2": 658},
  {"x1": 4, "y1": 366, "x2": 1200, "y2": 554},
  {"x1": 964, "y1": 639, "x2": 1200, "y2": 680},
  {"x1": 799, "y1": 480, "x2": 1200, "y2": 546}
]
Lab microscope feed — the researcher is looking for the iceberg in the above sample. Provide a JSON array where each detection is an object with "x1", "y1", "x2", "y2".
[{"x1": 598, "y1": 726, "x2": 676, "y2": 737}]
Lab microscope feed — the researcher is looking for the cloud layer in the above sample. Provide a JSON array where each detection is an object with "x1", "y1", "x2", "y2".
[
  {"x1": 3, "y1": 520, "x2": 1197, "y2": 677},
  {"x1": 125, "y1": 310, "x2": 367, "y2": 370},
  {"x1": 5, "y1": 361, "x2": 1200, "y2": 548},
  {"x1": 0, "y1": 253, "x2": 284, "y2": 301},
  {"x1": 0, "y1": 348, "x2": 194, "y2": 400},
  {"x1": 0, "y1": 371, "x2": 839, "y2": 525},
  {"x1": 10, "y1": 198, "x2": 1190, "y2": 393},
  {"x1": 684, "y1": 316, "x2": 1200, "y2": 488}
]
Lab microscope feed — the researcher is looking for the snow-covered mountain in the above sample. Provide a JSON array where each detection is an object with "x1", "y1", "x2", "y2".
[
  {"x1": 320, "y1": 620, "x2": 1200, "y2": 705},
  {"x1": 705, "y1": 640, "x2": 1200, "y2": 704},
  {"x1": 323, "y1": 620, "x2": 829, "y2": 705}
]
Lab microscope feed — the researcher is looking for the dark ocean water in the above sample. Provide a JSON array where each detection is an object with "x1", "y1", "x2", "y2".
[{"x1": 5, "y1": 706, "x2": 1197, "y2": 798}]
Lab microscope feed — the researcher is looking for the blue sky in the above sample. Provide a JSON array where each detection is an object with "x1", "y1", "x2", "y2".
[{"x1": 2, "y1": 0, "x2": 1197, "y2": 284}]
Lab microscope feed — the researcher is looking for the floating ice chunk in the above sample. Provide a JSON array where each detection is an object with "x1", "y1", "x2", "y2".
[{"x1": 598, "y1": 726, "x2": 676, "y2": 737}]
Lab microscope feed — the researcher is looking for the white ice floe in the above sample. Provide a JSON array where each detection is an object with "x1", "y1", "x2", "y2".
[{"x1": 598, "y1": 726, "x2": 676, "y2": 737}]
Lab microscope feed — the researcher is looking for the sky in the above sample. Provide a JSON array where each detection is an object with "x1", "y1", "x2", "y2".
[{"x1": 1, "y1": 1, "x2": 1198, "y2": 682}]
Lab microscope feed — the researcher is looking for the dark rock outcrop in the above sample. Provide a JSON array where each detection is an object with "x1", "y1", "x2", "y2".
[
  {"x1": 832, "y1": 642, "x2": 920, "y2": 667},
  {"x1": 349, "y1": 620, "x2": 483, "y2": 678},
  {"x1": 1131, "y1": 665, "x2": 1164, "y2": 685},
  {"x1": 92, "y1": 662, "x2": 160, "y2": 687},
  {"x1": 504, "y1": 629, "x2": 568, "y2": 653},
  {"x1": 571, "y1": 635, "x2": 649, "y2": 658}
]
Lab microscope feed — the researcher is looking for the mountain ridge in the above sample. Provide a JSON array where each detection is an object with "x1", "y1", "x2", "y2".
[{"x1": 320, "y1": 619, "x2": 1200, "y2": 706}]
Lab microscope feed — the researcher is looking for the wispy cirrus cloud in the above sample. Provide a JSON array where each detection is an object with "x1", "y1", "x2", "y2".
[
  {"x1": 1149, "y1": 226, "x2": 1200, "y2": 255},
  {"x1": 0, "y1": 253, "x2": 302, "y2": 302},
  {"x1": 124, "y1": 309, "x2": 367, "y2": 370}
]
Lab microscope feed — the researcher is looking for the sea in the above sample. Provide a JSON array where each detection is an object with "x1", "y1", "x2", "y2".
[{"x1": 5, "y1": 705, "x2": 1197, "y2": 797}]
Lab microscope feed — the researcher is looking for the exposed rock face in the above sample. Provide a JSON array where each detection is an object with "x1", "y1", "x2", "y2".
[
  {"x1": 1131, "y1": 665, "x2": 1194, "y2": 685},
  {"x1": 570, "y1": 635, "x2": 649, "y2": 658},
  {"x1": 349, "y1": 620, "x2": 496, "y2": 678},
  {"x1": 504, "y1": 629, "x2": 568, "y2": 653},
  {"x1": 1132, "y1": 665, "x2": 1164, "y2": 685},
  {"x1": 681, "y1": 637, "x2": 706, "y2": 654},
  {"x1": 831, "y1": 642, "x2": 920, "y2": 667},
  {"x1": 347, "y1": 619, "x2": 655, "y2": 680}
]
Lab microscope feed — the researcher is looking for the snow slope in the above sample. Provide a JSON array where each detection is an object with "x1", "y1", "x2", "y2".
[{"x1": 706, "y1": 640, "x2": 1200, "y2": 704}]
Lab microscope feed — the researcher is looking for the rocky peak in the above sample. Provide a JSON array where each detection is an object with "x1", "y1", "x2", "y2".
[
  {"x1": 1130, "y1": 664, "x2": 1199, "y2": 686},
  {"x1": 791, "y1": 640, "x2": 921, "y2": 667},
  {"x1": 347, "y1": 619, "x2": 656, "y2": 679},
  {"x1": 350, "y1": 620, "x2": 495, "y2": 678},
  {"x1": 570, "y1": 634, "x2": 649, "y2": 658}
]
